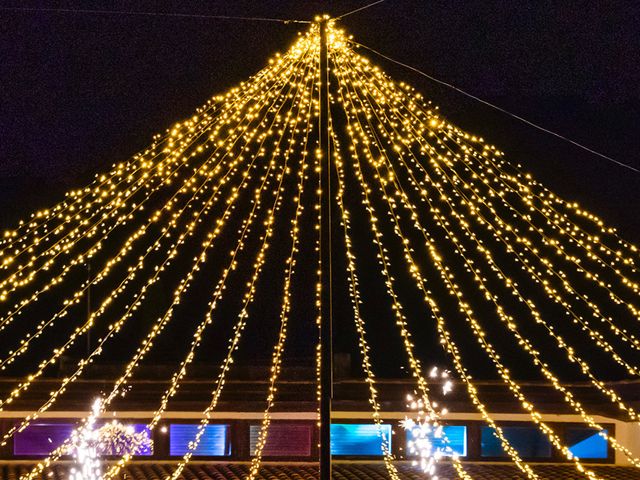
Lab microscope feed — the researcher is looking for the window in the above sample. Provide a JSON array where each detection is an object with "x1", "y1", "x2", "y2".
[
  {"x1": 249, "y1": 423, "x2": 312, "y2": 457},
  {"x1": 566, "y1": 427, "x2": 608, "y2": 459},
  {"x1": 406, "y1": 425, "x2": 467, "y2": 457},
  {"x1": 169, "y1": 424, "x2": 230, "y2": 456},
  {"x1": 13, "y1": 423, "x2": 74, "y2": 456},
  {"x1": 96, "y1": 422, "x2": 153, "y2": 456},
  {"x1": 330, "y1": 423, "x2": 392, "y2": 456},
  {"x1": 13, "y1": 422, "x2": 153, "y2": 457},
  {"x1": 481, "y1": 426, "x2": 552, "y2": 458}
]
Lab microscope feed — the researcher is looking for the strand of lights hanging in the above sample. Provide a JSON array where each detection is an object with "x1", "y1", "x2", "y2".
[
  {"x1": 333, "y1": 29, "x2": 640, "y2": 478},
  {"x1": 331, "y1": 79, "x2": 474, "y2": 480},
  {"x1": 0, "y1": 58, "x2": 306, "y2": 431},
  {"x1": 19, "y1": 33, "x2": 317, "y2": 480},
  {"x1": 0, "y1": 63, "x2": 296, "y2": 344},
  {"x1": 335, "y1": 47, "x2": 621, "y2": 479},
  {"x1": 337, "y1": 49, "x2": 640, "y2": 364},
  {"x1": 332, "y1": 50, "x2": 637, "y2": 471},
  {"x1": 334, "y1": 51, "x2": 640, "y2": 431},
  {"x1": 0, "y1": 49, "x2": 303, "y2": 348},
  {"x1": 247, "y1": 74, "x2": 315, "y2": 480},
  {"x1": 335, "y1": 46, "x2": 640, "y2": 419},
  {"x1": 332, "y1": 128, "x2": 400, "y2": 480},
  {"x1": 0, "y1": 20, "x2": 637, "y2": 480},
  {"x1": 106, "y1": 49, "x2": 317, "y2": 480}
]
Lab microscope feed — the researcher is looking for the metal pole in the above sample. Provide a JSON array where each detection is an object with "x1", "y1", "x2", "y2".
[
  {"x1": 319, "y1": 17, "x2": 333, "y2": 480},
  {"x1": 86, "y1": 260, "x2": 91, "y2": 356}
]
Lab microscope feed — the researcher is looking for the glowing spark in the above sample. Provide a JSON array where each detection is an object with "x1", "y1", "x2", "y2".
[
  {"x1": 403, "y1": 367, "x2": 456, "y2": 480},
  {"x1": 68, "y1": 399, "x2": 102, "y2": 480}
]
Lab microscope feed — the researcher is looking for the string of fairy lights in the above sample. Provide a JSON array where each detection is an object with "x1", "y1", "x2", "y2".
[
  {"x1": 331, "y1": 128, "x2": 401, "y2": 480},
  {"x1": 0, "y1": 52, "x2": 300, "y2": 353},
  {"x1": 331, "y1": 62, "x2": 473, "y2": 480},
  {"x1": 0, "y1": 48, "x2": 309, "y2": 425},
  {"x1": 16, "y1": 31, "x2": 317, "y2": 480},
  {"x1": 340, "y1": 61, "x2": 640, "y2": 430},
  {"x1": 0, "y1": 20, "x2": 637, "y2": 480},
  {"x1": 335, "y1": 48, "x2": 620, "y2": 479},
  {"x1": 335, "y1": 50, "x2": 640, "y2": 395},
  {"x1": 339, "y1": 61, "x2": 640, "y2": 454}
]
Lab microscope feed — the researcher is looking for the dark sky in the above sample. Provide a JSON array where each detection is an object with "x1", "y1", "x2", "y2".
[
  {"x1": 0, "y1": 0, "x2": 639, "y2": 384},
  {"x1": 1, "y1": 1, "x2": 638, "y2": 233}
]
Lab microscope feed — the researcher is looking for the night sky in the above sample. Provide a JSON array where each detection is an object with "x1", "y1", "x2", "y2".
[{"x1": 0, "y1": 1, "x2": 639, "y2": 384}]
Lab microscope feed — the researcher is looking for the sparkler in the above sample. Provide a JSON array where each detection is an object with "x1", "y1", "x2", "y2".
[
  {"x1": 403, "y1": 368, "x2": 457, "y2": 480},
  {"x1": 68, "y1": 399, "x2": 102, "y2": 480}
]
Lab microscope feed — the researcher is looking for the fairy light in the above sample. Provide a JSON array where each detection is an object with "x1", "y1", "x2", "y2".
[
  {"x1": 457, "y1": 135, "x2": 640, "y2": 281},
  {"x1": 340, "y1": 57, "x2": 603, "y2": 476},
  {"x1": 337, "y1": 48, "x2": 640, "y2": 450},
  {"x1": 0, "y1": 132, "x2": 170, "y2": 255},
  {"x1": 352, "y1": 69, "x2": 640, "y2": 434},
  {"x1": 350, "y1": 57, "x2": 640, "y2": 403},
  {"x1": 164, "y1": 32, "x2": 319, "y2": 475},
  {"x1": 247, "y1": 70, "x2": 315, "y2": 480},
  {"x1": 246, "y1": 155, "x2": 309, "y2": 480},
  {"x1": 339, "y1": 46, "x2": 640, "y2": 375},
  {"x1": 343, "y1": 50, "x2": 627, "y2": 279},
  {"x1": 0, "y1": 49, "x2": 301, "y2": 311},
  {"x1": 334, "y1": 56, "x2": 539, "y2": 480},
  {"x1": 445, "y1": 125, "x2": 640, "y2": 274},
  {"x1": 332, "y1": 79, "x2": 475, "y2": 480},
  {"x1": 420, "y1": 123, "x2": 640, "y2": 348},
  {"x1": 5, "y1": 44, "x2": 311, "y2": 458},
  {"x1": 0, "y1": 42, "x2": 289, "y2": 260},
  {"x1": 3, "y1": 21, "x2": 639, "y2": 480},
  {"x1": 335, "y1": 46, "x2": 640, "y2": 477},
  {"x1": 0, "y1": 47, "x2": 308, "y2": 369},
  {"x1": 0, "y1": 126, "x2": 201, "y2": 300},
  {"x1": 314, "y1": 137, "x2": 323, "y2": 430},
  {"x1": 332, "y1": 93, "x2": 471, "y2": 480},
  {"x1": 105, "y1": 53, "x2": 316, "y2": 480},
  {"x1": 165, "y1": 84, "x2": 315, "y2": 480},
  {"x1": 340, "y1": 42, "x2": 637, "y2": 283},
  {"x1": 0, "y1": 77, "x2": 263, "y2": 321},
  {"x1": 395, "y1": 88, "x2": 640, "y2": 285},
  {"x1": 0, "y1": 69, "x2": 299, "y2": 421},
  {"x1": 19, "y1": 33, "x2": 317, "y2": 480},
  {"x1": 342, "y1": 49, "x2": 640, "y2": 363},
  {"x1": 332, "y1": 122, "x2": 401, "y2": 480}
]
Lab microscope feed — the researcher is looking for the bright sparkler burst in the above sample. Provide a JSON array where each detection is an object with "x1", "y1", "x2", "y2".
[
  {"x1": 402, "y1": 368, "x2": 456, "y2": 480},
  {"x1": 0, "y1": 20, "x2": 638, "y2": 480},
  {"x1": 69, "y1": 399, "x2": 102, "y2": 480}
]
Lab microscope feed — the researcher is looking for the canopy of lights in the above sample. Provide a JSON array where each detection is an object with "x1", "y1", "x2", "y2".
[{"x1": 1, "y1": 20, "x2": 639, "y2": 480}]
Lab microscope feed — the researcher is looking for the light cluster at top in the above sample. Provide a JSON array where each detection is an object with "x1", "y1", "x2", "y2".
[{"x1": 0, "y1": 21, "x2": 636, "y2": 480}]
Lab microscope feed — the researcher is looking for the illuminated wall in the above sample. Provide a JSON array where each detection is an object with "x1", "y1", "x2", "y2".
[{"x1": 330, "y1": 423, "x2": 391, "y2": 456}]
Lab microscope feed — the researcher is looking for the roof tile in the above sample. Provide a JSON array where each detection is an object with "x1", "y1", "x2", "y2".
[{"x1": 3, "y1": 462, "x2": 640, "y2": 480}]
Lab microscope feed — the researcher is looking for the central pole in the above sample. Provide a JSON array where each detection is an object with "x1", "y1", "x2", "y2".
[{"x1": 318, "y1": 17, "x2": 333, "y2": 480}]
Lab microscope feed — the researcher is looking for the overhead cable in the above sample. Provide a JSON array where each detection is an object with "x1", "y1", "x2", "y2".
[
  {"x1": 351, "y1": 39, "x2": 640, "y2": 175},
  {"x1": 0, "y1": 6, "x2": 310, "y2": 24}
]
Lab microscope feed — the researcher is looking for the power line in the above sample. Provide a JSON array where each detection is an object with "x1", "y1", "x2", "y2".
[
  {"x1": 0, "y1": 6, "x2": 310, "y2": 24},
  {"x1": 351, "y1": 40, "x2": 640, "y2": 175},
  {"x1": 335, "y1": 0, "x2": 389, "y2": 20}
]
